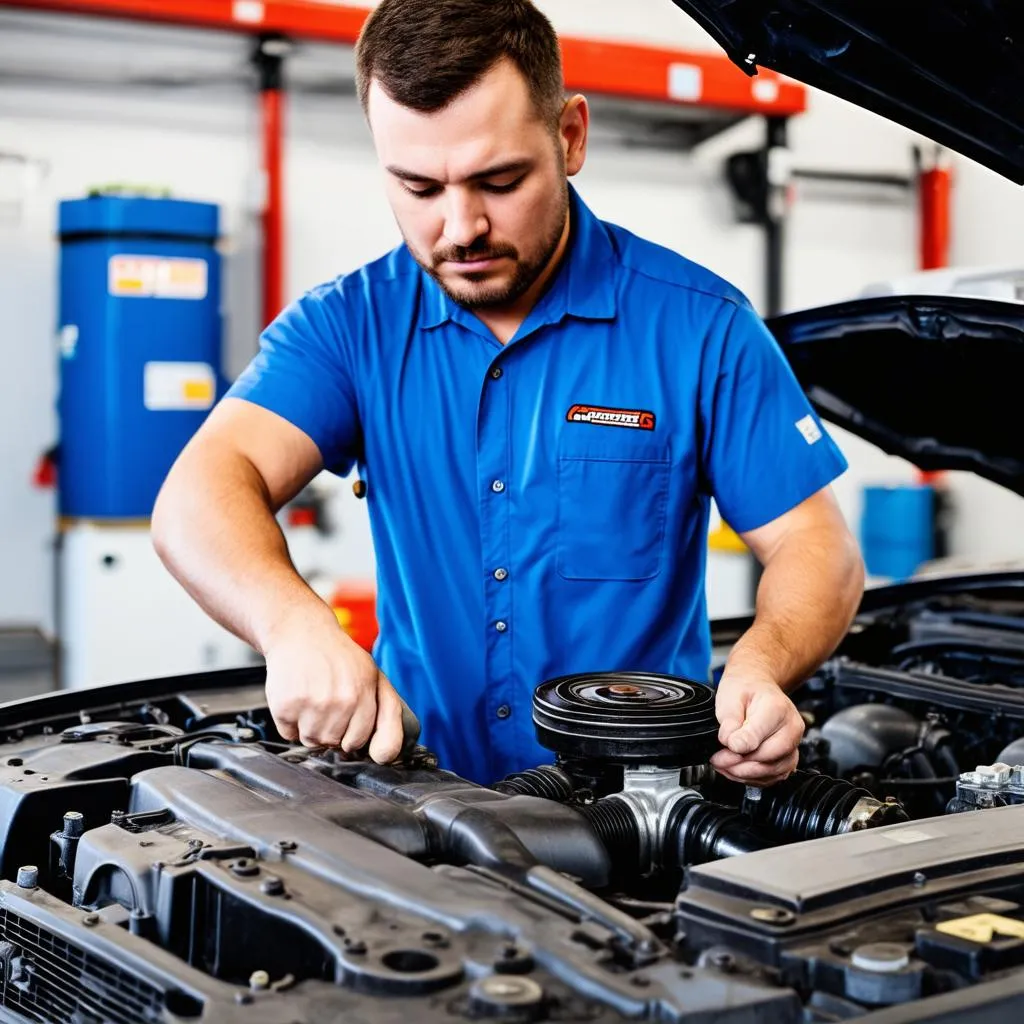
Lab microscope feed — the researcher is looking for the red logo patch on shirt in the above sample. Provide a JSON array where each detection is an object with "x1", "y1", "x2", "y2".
[{"x1": 566, "y1": 404, "x2": 656, "y2": 431}]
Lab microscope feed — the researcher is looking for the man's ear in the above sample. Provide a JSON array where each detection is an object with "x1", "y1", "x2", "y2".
[{"x1": 560, "y1": 94, "x2": 589, "y2": 176}]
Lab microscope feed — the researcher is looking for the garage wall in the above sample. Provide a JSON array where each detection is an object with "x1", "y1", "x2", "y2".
[{"x1": 0, "y1": 0, "x2": 1018, "y2": 640}]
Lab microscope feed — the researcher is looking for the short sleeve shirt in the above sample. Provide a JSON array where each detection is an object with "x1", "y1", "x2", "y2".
[{"x1": 226, "y1": 184, "x2": 848, "y2": 784}]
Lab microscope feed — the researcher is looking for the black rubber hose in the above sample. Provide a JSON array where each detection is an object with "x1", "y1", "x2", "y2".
[
  {"x1": 446, "y1": 807, "x2": 539, "y2": 875},
  {"x1": 493, "y1": 764, "x2": 577, "y2": 802},
  {"x1": 933, "y1": 742, "x2": 961, "y2": 779},
  {"x1": 665, "y1": 794, "x2": 770, "y2": 867},
  {"x1": 752, "y1": 770, "x2": 908, "y2": 841},
  {"x1": 577, "y1": 797, "x2": 642, "y2": 875}
]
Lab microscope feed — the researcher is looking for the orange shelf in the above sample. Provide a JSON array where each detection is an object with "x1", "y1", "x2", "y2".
[{"x1": 1, "y1": 0, "x2": 806, "y2": 116}]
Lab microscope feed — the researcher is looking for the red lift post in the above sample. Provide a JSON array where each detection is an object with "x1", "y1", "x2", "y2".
[
  {"x1": 252, "y1": 35, "x2": 288, "y2": 327},
  {"x1": 919, "y1": 153, "x2": 953, "y2": 271}
]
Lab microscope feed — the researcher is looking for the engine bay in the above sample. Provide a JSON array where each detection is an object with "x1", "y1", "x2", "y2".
[{"x1": 2, "y1": 580, "x2": 1024, "y2": 1022}]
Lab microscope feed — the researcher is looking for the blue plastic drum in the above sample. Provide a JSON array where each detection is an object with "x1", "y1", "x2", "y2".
[
  {"x1": 860, "y1": 483, "x2": 935, "y2": 580},
  {"x1": 57, "y1": 195, "x2": 223, "y2": 518}
]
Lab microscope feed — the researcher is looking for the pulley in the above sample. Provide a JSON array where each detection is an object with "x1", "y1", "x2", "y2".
[{"x1": 532, "y1": 671, "x2": 720, "y2": 766}]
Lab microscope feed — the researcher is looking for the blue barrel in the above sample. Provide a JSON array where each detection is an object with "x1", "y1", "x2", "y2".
[
  {"x1": 57, "y1": 195, "x2": 223, "y2": 518},
  {"x1": 860, "y1": 483, "x2": 935, "y2": 580}
]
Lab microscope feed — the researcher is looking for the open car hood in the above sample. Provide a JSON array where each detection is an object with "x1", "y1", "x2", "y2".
[
  {"x1": 766, "y1": 295, "x2": 1024, "y2": 494},
  {"x1": 671, "y1": 0, "x2": 1024, "y2": 183}
]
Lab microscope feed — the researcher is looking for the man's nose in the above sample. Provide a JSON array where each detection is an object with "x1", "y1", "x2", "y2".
[{"x1": 443, "y1": 190, "x2": 489, "y2": 248}]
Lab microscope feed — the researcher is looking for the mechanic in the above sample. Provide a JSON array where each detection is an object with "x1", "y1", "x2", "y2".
[{"x1": 152, "y1": 0, "x2": 865, "y2": 787}]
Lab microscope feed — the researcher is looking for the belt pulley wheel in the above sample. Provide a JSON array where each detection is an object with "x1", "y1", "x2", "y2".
[{"x1": 532, "y1": 671, "x2": 720, "y2": 766}]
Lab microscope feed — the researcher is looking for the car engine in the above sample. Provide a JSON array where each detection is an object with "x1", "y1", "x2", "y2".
[{"x1": 2, "y1": 582, "x2": 1024, "y2": 1022}]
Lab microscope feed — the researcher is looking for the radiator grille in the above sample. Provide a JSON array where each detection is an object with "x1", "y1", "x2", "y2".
[{"x1": 0, "y1": 907, "x2": 165, "y2": 1023}]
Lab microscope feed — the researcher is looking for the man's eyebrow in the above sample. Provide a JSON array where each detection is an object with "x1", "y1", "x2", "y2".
[
  {"x1": 385, "y1": 166, "x2": 437, "y2": 184},
  {"x1": 465, "y1": 160, "x2": 532, "y2": 181},
  {"x1": 385, "y1": 160, "x2": 533, "y2": 185}
]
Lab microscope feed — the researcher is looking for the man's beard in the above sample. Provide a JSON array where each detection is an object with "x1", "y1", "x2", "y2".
[{"x1": 410, "y1": 185, "x2": 569, "y2": 310}]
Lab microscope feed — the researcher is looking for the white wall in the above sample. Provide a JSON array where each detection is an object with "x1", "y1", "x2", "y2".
[{"x1": 1, "y1": 0, "x2": 1021, "y2": 642}]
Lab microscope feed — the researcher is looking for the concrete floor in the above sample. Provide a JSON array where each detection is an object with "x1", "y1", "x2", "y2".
[{"x1": 0, "y1": 627, "x2": 57, "y2": 702}]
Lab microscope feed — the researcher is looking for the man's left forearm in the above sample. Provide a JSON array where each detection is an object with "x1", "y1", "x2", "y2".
[{"x1": 727, "y1": 523, "x2": 864, "y2": 693}]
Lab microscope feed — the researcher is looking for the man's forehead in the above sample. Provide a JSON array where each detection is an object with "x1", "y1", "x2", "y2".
[{"x1": 366, "y1": 61, "x2": 545, "y2": 173}]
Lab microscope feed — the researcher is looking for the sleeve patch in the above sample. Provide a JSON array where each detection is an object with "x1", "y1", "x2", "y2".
[{"x1": 795, "y1": 414, "x2": 823, "y2": 445}]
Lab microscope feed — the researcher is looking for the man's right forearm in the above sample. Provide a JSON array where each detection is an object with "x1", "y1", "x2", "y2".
[{"x1": 152, "y1": 447, "x2": 335, "y2": 656}]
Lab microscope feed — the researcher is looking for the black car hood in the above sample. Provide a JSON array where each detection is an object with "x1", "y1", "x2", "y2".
[
  {"x1": 671, "y1": 0, "x2": 1024, "y2": 183},
  {"x1": 766, "y1": 295, "x2": 1024, "y2": 494}
]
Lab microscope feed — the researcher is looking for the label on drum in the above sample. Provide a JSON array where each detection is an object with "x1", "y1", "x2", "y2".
[
  {"x1": 109, "y1": 255, "x2": 208, "y2": 300},
  {"x1": 144, "y1": 361, "x2": 216, "y2": 411}
]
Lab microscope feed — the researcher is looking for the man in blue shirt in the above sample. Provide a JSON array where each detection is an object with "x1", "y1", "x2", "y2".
[{"x1": 153, "y1": 0, "x2": 864, "y2": 787}]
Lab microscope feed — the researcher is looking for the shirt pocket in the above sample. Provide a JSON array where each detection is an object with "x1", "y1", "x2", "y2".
[{"x1": 557, "y1": 440, "x2": 671, "y2": 581}]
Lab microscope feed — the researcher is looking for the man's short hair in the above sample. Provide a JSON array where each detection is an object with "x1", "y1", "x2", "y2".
[{"x1": 355, "y1": 0, "x2": 565, "y2": 126}]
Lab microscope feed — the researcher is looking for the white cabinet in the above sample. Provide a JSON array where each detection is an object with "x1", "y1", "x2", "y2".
[{"x1": 57, "y1": 524, "x2": 256, "y2": 689}]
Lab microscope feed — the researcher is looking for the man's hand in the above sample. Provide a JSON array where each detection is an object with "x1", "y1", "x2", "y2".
[
  {"x1": 263, "y1": 609, "x2": 406, "y2": 764},
  {"x1": 709, "y1": 671, "x2": 805, "y2": 786},
  {"x1": 705, "y1": 487, "x2": 862, "y2": 787}
]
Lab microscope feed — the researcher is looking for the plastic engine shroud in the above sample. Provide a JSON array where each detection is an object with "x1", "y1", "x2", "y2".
[{"x1": 532, "y1": 671, "x2": 721, "y2": 765}]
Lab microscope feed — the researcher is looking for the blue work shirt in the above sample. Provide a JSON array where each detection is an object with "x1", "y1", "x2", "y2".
[{"x1": 226, "y1": 185, "x2": 847, "y2": 784}]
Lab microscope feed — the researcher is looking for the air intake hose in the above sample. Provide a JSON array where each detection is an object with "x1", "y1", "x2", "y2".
[
  {"x1": 579, "y1": 792, "x2": 769, "y2": 873},
  {"x1": 665, "y1": 794, "x2": 770, "y2": 867},
  {"x1": 493, "y1": 764, "x2": 577, "y2": 802},
  {"x1": 747, "y1": 769, "x2": 908, "y2": 841},
  {"x1": 577, "y1": 798, "x2": 642, "y2": 875}
]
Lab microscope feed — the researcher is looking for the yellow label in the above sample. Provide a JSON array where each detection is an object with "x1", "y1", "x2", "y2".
[
  {"x1": 109, "y1": 255, "x2": 208, "y2": 299},
  {"x1": 183, "y1": 379, "x2": 214, "y2": 402},
  {"x1": 144, "y1": 362, "x2": 216, "y2": 411},
  {"x1": 936, "y1": 913, "x2": 1024, "y2": 943}
]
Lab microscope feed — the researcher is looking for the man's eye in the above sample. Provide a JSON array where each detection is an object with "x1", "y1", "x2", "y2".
[
  {"x1": 404, "y1": 184, "x2": 441, "y2": 199},
  {"x1": 481, "y1": 178, "x2": 524, "y2": 194}
]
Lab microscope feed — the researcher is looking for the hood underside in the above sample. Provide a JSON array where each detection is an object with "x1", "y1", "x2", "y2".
[
  {"x1": 766, "y1": 295, "x2": 1024, "y2": 494},
  {"x1": 671, "y1": 0, "x2": 1024, "y2": 183}
]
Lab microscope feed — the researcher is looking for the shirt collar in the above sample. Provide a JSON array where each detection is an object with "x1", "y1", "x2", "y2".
[{"x1": 417, "y1": 183, "x2": 618, "y2": 332}]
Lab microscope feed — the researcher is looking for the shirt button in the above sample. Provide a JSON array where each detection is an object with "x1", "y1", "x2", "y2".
[
  {"x1": 490, "y1": 367, "x2": 503, "y2": 380},
  {"x1": 491, "y1": 480, "x2": 505, "y2": 493},
  {"x1": 496, "y1": 704, "x2": 511, "y2": 720},
  {"x1": 495, "y1": 620, "x2": 508, "y2": 632},
  {"x1": 493, "y1": 567, "x2": 508, "y2": 581}
]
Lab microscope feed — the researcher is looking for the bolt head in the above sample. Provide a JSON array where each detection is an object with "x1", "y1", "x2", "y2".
[
  {"x1": 486, "y1": 979, "x2": 525, "y2": 997},
  {"x1": 750, "y1": 906, "x2": 795, "y2": 925},
  {"x1": 249, "y1": 970, "x2": 270, "y2": 990},
  {"x1": 471, "y1": 975, "x2": 545, "y2": 1007},
  {"x1": 16, "y1": 866, "x2": 38, "y2": 889}
]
